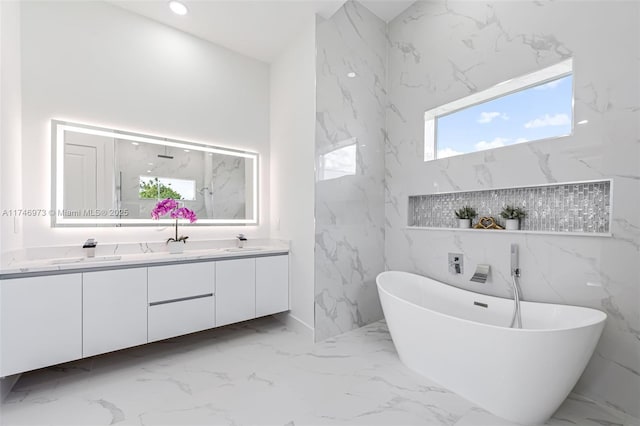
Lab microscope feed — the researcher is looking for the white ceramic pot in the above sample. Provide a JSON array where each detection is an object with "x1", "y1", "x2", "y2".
[
  {"x1": 505, "y1": 219, "x2": 520, "y2": 231},
  {"x1": 458, "y1": 219, "x2": 471, "y2": 229},
  {"x1": 167, "y1": 240, "x2": 185, "y2": 254}
]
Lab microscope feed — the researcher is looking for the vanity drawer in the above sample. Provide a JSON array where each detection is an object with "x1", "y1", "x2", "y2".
[
  {"x1": 148, "y1": 262, "x2": 215, "y2": 303},
  {"x1": 148, "y1": 295, "x2": 215, "y2": 342}
]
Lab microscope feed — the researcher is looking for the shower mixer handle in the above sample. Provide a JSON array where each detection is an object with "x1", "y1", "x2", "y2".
[
  {"x1": 509, "y1": 243, "x2": 523, "y2": 328},
  {"x1": 510, "y1": 243, "x2": 520, "y2": 277}
]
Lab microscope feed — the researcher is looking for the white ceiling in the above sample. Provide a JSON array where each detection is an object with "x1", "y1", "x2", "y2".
[{"x1": 108, "y1": 0, "x2": 414, "y2": 63}]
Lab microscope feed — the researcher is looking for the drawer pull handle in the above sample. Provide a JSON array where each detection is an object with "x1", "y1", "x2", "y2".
[{"x1": 150, "y1": 293, "x2": 213, "y2": 306}]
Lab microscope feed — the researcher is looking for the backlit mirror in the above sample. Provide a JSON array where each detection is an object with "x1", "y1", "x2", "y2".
[{"x1": 52, "y1": 120, "x2": 258, "y2": 226}]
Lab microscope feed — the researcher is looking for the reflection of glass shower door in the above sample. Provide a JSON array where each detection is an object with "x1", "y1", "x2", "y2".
[
  {"x1": 114, "y1": 139, "x2": 122, "y2": 221},
  {"x1": 203, "y1": 154, "x2": 214, "y2": 217},
  {"x1": 117, "y1": 171, "x2": 122, "y2": 220}
]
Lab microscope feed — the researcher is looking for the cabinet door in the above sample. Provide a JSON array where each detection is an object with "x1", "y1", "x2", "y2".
[
  {"x1": 215, "y1": 258, "x2": 255, "y2": 326},
  {"x1": 83, "y1": 268, "x2": 148, "y2": 357},
  {"x1": 256, "y1": 255, "x2": 289, "y2": 317},
  {"x1": 1, "y1": 274, "x2": 82, "y2": 376},
  {"x1": 148, "y1": 262, "x2": 215, "y2": 342}
]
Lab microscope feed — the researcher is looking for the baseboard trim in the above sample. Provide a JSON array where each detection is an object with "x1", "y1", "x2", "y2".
[
  {"x1": 272, "y1": 312, "x2": 314, "y2": 342},
  {"x1": 1, "y1": 373, "x2": 21, "y2": 401}
]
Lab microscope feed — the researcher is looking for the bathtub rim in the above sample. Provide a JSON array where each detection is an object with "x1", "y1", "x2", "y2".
[{"x1": 376, "y1": 270, "x2": 607, "y2": 333}]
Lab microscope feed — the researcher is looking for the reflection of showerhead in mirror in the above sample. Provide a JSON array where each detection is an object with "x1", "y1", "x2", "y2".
[{"x1": 158, "y1": 146, "x2": 174, "y2": 159}]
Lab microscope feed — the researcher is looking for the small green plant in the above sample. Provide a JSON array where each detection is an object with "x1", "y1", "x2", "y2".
[
  {"x1": 500, "y1": 205, "x2": 526, "y2": 220},
  {"x1": 139, "y1": 177, "x2": 183, "y2": 200},
  {"x1": 454, "y1": 206, "x2": 477, "y2": 220}
]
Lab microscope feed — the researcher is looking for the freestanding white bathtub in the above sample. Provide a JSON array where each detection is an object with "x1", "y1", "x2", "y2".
[{"x1": 376, "y1": 271, "x2": 606, "y2": 425}]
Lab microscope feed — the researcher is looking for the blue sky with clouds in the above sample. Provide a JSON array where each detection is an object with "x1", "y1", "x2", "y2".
[{"x1": 436, "y1": 75, "x2": 573, "y2": 158}]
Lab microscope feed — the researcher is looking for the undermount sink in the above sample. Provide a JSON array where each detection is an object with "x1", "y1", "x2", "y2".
[
  {"x1": 50, "y1": 255, "x2": 122, "y2": 265},
  {"x1": 224, "y1": 247, "x2": 264, "y2": 253}
]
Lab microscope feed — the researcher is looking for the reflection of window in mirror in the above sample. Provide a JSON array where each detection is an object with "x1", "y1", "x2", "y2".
[
  {"x1": 139, "y1": 176, "x2": 196, "y2": 201},
  {"x1": 318, "y1": 137, "x2": 357, "y2": 181},
  {"x1": 424, "y1": 59, "x2": 573, "y2": 161}
]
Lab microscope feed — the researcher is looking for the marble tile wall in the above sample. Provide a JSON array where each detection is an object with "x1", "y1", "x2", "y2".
[
  {"x1": 314, "y1": 1, "x2": 387, "y2": 342},
  {"x1": 206, "y1": 154, "x2": 246, "y2": 219},
  {"x1": 386, "y1": 1, "x2": 639, "y2": 418}
]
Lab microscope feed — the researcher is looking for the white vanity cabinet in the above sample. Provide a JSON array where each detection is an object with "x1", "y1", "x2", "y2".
[
  {"x1": 256, "y1": 255, "x2": 289, "y2": 317},
  {"x1": 0, "y1": 250, "x2": 288, "y2": 376},
  {"x1": 215, "y1": 258, "x2": 256, "y2": 326},
  {"x1": 82, "y1": 268, "x2": 148, "y2": 358},
  {"x1": 0, "y1": 274, "x2": 82, "y2": 377},
  {"x1": 147, "y1": 262, "x2": 215, "y2": 342}
]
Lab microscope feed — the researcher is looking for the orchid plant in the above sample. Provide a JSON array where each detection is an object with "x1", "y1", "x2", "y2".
[{"x1": 151, "y1": 198, "x2": 197, "y2": 244}]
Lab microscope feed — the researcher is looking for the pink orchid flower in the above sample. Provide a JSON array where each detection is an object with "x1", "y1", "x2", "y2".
[{"x1": 151, "y1": 198, "x2": 198, "y2": 244}]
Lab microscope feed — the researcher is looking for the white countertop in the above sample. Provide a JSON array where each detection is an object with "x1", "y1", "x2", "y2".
[{"x1": 0, "y1": 239, "x2": 289, "y2": 278}]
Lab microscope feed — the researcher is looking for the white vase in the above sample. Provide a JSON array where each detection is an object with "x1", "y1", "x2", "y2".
[
  {"x1": 505, "y1": 219, "x2": 520, "y2": 230},
  {"x1": 458, "y1": 219, "x2": 471, "y2": 229},
  {"x1": 167, "y1": 240, "x2": 185, "y2": 254}
]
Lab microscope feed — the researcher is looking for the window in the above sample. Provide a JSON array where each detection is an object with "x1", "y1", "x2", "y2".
[
  {"x1": 139, "y1": 176, "x2": 196, "y2": 200},
  {"x1": 425, "y1": 59, "x2": 573, "y2": 161}
]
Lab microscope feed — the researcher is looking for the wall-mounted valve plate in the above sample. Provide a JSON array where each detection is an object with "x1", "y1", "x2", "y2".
[{"x1": 448, "y1": 253, "x2": 463, "y2": 275}]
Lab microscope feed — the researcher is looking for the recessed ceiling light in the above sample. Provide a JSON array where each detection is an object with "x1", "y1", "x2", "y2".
[
  {"x1": 184, "y1": 149, "x2": 190, "y2": 152},
  {"x1": 169, "y1": 0, "x2": 188, "y2": 16},
  {"x1": 131, "y1": 142, "x2": 139, "y2": 146},
  {"x1": 347, "y1": 72, "x2": 357, "y2": 78},
  {"x1": 577, "y1": 119, "x2": 589, "y2": 125}
]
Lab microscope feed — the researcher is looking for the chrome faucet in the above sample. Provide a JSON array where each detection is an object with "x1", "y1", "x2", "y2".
[
  {"x1": 509, "y1": 244, "x2": 523, "y2": 328},
  {"x1": 83, "y1": 238, "x2": 98, "y2": 258},
  {"x1": 236, "y1": 234, "x2": 247, "y2": 248}
]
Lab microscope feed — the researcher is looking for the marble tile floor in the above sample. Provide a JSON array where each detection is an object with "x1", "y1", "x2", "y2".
[{"x1": 1, "y1": 317, "x2": 637, "y2": 426}]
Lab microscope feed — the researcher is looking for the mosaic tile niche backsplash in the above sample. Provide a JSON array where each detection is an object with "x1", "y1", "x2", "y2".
[{"x1": 408, "y1": 180, "x2": 611, "y2": 233}]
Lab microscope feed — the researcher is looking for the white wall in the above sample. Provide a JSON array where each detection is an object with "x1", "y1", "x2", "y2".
[
  {"x1": 0, "y1": 0, "x2": 24, "y2": 398},
  {"x1": 19, "y1": 1, "x2": 270, "y2": 248},
  {"x1": 0, "y1": 0, "x2": 23, "y2": 256},
  {"x1": 386, "y1": 1, "x2": 639, "y2": 418},
  {"x1": 269, "y1": 18, "x2": 316, "y2": 334}
]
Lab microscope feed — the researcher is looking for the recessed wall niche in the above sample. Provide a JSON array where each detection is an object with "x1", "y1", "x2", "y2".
[{"x1": 408, "y1": 180, "x2": 611, "y2": 234}]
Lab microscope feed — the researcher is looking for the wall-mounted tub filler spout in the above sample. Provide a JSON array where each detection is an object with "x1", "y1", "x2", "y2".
[
  {"x1": 236, "y1": 234, "x2": 247, "y2": 248},
  {"x1": 83, "y1": 238, "x2": 98, "y2": 258},
  {"x1": 470, "y1": 264, "x2": 490, "y2": 283},
  {"x1": 509, "y1": 244, "x2": 523, "y2": 328}
]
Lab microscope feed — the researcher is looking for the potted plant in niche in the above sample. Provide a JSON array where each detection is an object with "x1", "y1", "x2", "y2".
[
  {"x1": 151, "y1": 198, "x2": 197, "y2": 254},
  {"x1": 454, "y1": 206, "x2": 477, "y2": 229},
  {"x1": 500, "y1": 205, "x2": 526, "y2": 230}
]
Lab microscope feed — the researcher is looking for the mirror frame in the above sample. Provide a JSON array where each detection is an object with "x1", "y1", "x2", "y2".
[{"x1": 51, "y1": 120, "x2": 259, "y2": 227}]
